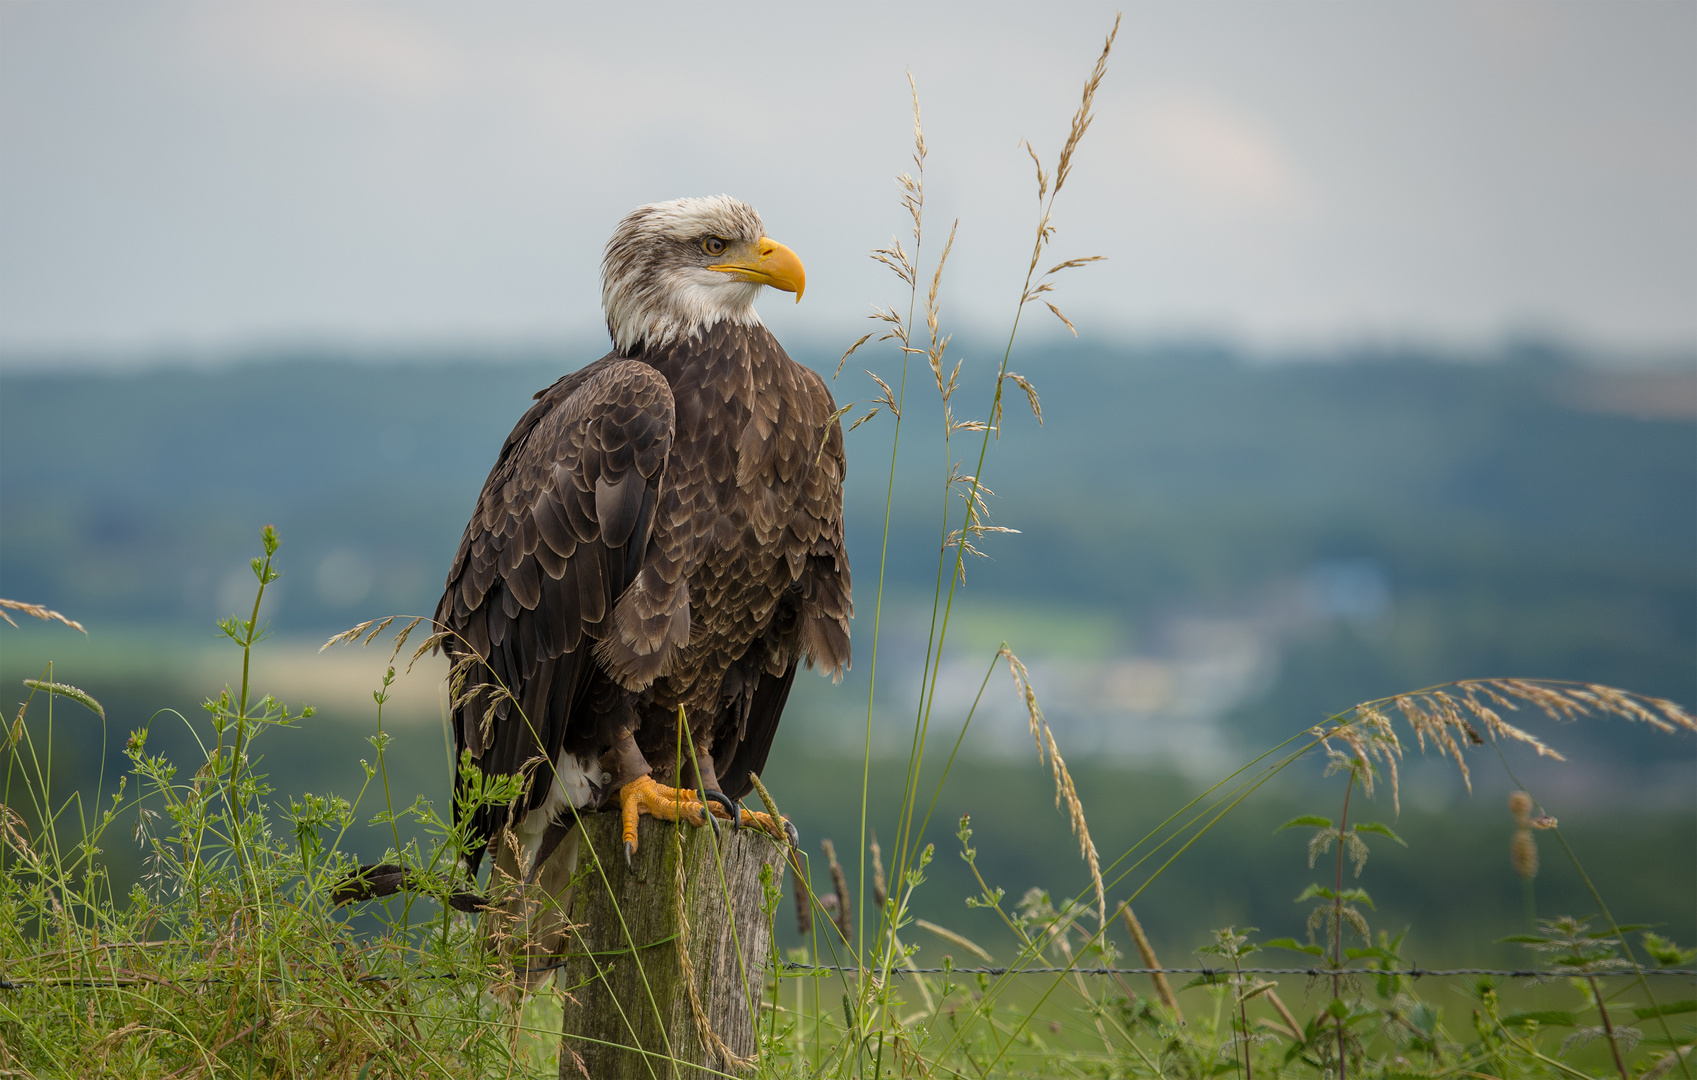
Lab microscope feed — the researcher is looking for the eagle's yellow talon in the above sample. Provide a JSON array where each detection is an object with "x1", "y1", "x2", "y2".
[
  {"x1": 617, "y1": 775, "x2": 712, "y2": 859},
  {"x1": 731, "y1": 808, "x2": 794, "y2": 844}
]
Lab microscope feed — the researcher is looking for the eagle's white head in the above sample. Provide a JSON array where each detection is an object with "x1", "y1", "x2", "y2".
[{"x1": 601, "y1": 195, "x2": 806, "y2": 355}]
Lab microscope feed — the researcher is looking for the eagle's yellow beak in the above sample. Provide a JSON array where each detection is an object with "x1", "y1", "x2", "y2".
[{"x1": 708, "y1": 237, "x2": 806, "y2": 302}]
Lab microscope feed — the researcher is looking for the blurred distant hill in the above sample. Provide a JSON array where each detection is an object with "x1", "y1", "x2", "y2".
[{"x1": 2, "y1": 339, "x2": 1693, "y2": 783}]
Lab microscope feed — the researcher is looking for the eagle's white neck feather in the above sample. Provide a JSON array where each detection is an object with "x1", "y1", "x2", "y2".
[{"x1": 605, "y1": 270, "x2": 764, "y2": 355}]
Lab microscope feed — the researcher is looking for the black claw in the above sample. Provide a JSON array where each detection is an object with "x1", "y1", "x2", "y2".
[
  {"x1": 447, "y1": 890, "x2": 488, "y2": 914},
  {"x1": 330, "y1": 862, "x2": 405, "y2": 906},
  {"x1": 783, "y1": 819, "x2": 800, "y2": 848},
  {"x1": 702, "y1": 789, "x2": 741, "y2": 831},
  {"x1": 624, "y1": 840, "x2": 634, "y2": 871}
]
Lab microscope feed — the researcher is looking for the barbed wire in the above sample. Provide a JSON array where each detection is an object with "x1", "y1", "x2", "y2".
[
  {"x1": 780, "y1": 964, "x2": 1697, "y2": 979},
  {"x1": 4, "y1": 964, "x2": 1693, "y2": 991}
]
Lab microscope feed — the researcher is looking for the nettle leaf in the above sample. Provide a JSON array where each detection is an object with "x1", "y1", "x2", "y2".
[
  {"x1": 1278, "y1": 815, "x2": 1333, "y2": 832},
  {"x1": 1354, "y1": 822, "x2": 1407, "y2": 846},
  {"x1": 1344, "y1": 946, "x2": 1398, "y2": 962},
  {"x1": 1343, "y1": 1007, "x2": 1380, "y2": 1029},
  {"x1": 1407, "y1": 1001, "x2": 1440, "y2": 1038},
  {"x1": 1263, "y1": 938, "x2": 1325, "y2": 956},
  {"x1": 1498, "y1": 934, "x2": 1552, "y2": 945},
  {"x1": 1501, "y1": 1010, "x2": 1580, "y2": 1028},
  {"x1": 1643, "y1": 932, "x2": 1697, "y2": 967},
  {"x1": 1181, "y1": 972, "x2": 1228, "y2": 991},
  {"x1": 1635, "y1": 1000, "x2": 1697, "y2": 1021}
]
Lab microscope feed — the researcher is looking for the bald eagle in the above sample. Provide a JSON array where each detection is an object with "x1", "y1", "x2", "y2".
[{"x1": 423, "y1": 196, "x2": 849, "y2": 907}]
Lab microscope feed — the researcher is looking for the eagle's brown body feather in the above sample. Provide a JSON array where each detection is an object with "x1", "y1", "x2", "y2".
[{"x1": 436, "y1": 321, "x2": 850, "y2": 866}]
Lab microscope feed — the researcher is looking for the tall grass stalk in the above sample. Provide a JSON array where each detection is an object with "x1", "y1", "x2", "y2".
[
  {"x1": 821, "y1": 23, "x2": 1123, "y2": 1065},
  {"x1": 850, "y1": 69, "x2": 929, "y2": 984}
]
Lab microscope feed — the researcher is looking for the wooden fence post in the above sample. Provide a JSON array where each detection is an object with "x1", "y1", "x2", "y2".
[{"x1": 558, "y1": 811, "x2": 786, "y2": 1079}]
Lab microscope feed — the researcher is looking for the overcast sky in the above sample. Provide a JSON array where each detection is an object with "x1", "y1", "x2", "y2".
[{"x1": 2, "y1": 1, "x2": 1693, "y2": 363}]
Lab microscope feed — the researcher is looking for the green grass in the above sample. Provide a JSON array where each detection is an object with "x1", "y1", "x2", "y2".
[{"x1": 4, "y1": 544, "x2": 1695, "y2": 1077}]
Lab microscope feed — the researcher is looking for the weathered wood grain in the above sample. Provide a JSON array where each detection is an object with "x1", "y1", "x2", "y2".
[{"x1": 558, "y1": 812, "x2": 786, "y2": 1079}]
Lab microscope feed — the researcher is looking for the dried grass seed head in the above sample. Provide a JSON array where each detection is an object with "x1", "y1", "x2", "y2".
[
  {"x1": 1508, "y1": 790, "x2": 1533, "y2": 822},
  {"x1": 1320, "y1": 679, "x2": 1690, "y2": 820},
  {"x1": 0, "y1": 598, "x2": 86, "y2": 634},
  {"x1": 1001, "y1": 646, "x2": 1105, "y2": 925},
  {"x1": 1511, "y1": 828, "x2": 1539, "y2": 880},
  {"x1": 1054, "y1": 13, "x2": 1120, "y2": 198}
]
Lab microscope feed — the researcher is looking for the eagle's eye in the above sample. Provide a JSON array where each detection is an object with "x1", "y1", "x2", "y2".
[{"x1": 701, "y1": 236, "x2": 728, "y2": 256}]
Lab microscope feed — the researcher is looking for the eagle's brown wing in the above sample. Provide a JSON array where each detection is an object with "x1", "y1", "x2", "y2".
[{"x1": 435, "y1": 357, "x2": 682, "y2": 859}]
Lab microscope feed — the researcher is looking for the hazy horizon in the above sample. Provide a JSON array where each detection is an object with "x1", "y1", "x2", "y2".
[{"x1": 4, "y1": 326, "x2": 1695, "y2": 377}]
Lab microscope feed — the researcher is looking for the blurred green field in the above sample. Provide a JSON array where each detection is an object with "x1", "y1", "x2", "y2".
[
  {"x1": 3, "y1": 339, "x2": 1694, "y2": 967},
  {"x1": 5, "y1": 623, "x2": 1690, "y2": 970}
]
